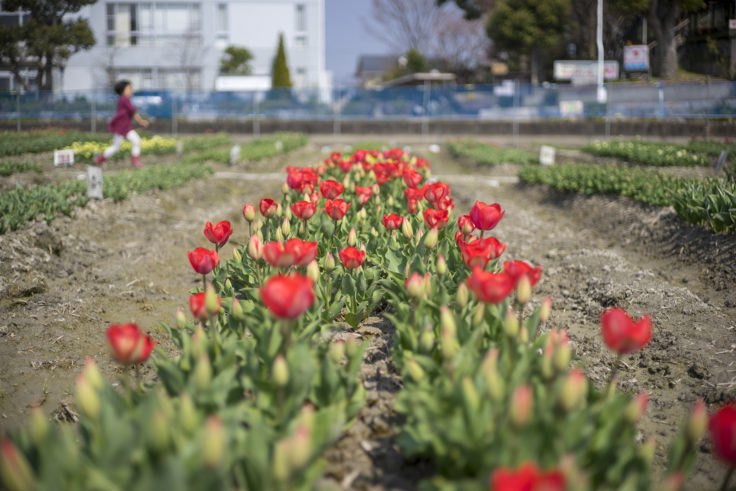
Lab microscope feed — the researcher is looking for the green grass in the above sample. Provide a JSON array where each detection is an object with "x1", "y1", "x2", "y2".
[
  {"x1": 183, "y1": 133, "x2": 307, "y2": 164},
  {"x1": 448, "y1": 140, "x2": 538, "y2": 166},
  {"x1": 0, "y1": 160, "x2": 42, "y2": 177}
]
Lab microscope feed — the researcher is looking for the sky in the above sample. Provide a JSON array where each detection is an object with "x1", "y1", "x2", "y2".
[{"x1": 325, "y1": 0, "x2": 390, "y2": 84}]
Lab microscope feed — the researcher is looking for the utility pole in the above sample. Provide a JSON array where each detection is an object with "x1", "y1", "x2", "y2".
[{"x1": 596, "y1": 0, "x2": 607, "y2": 104}]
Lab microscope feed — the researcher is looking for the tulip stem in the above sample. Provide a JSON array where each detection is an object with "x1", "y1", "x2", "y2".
[
  {"x1": 202, "y1": 274, "x2": 207, "y2": 292},
  {"x1": 607, "y1": 354, "x2": 622, "y2": 389},
  {"x1": 719, "y1": 468, "x2": 734, "y2": 491},
  {"x1": 280, "y1": 320, "x2": 293, "y2": 352}
]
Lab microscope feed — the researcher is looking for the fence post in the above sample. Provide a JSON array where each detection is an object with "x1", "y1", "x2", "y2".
[
  {"x1": 658, "y1": 80, "x2": 664, "y2": 119},
  {"x1": 332, "y1": 86, "x2": 341, "y2": 141},
  {"x1": 421, "y1": 79, "x2": 430, "y2": 140},
  {"x1": 16, "y1": 91, "x2": 21, "y2": 132},
  {"x1": 705, "y1": 76, "x2": 711, "y2": 141},
  {"x1": 171, "y1": 96, "x2": 177, "y2": 137},
  {"x1": 253, "y1": 95, "x2": 260, "y2": 137},
  {"x1": 512, "y1": 80, "x2": 520, "y2": 148},
  {"x1": 90, "y1": 95, "x2": 96, "y2": 133}
]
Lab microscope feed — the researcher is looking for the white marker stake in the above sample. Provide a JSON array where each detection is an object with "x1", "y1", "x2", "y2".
[
  {"x1": 275, "y1": 140, "x2": 284, "y2": 152},
  {"x1": 229, "y1": 145, "x2": 241, "y2": 166},
  {"x1": 540, "y1": 145, "x2": 556, "y2": 166},
  {"x1": 54, "y1": 149, "x2": 75, "y2": 167},
  {"x1": 87, "y1": 166, "x2": 103, "y2": 199},
  {"x1": 715, "y1": 150, "x2": 728, "y2": 171}
]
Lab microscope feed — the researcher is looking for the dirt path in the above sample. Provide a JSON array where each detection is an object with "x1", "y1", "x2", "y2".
[{"x1": 0, "y1": 143, "x2": 317, "y2": 431}]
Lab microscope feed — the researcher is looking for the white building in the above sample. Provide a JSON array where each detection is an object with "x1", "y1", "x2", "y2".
[{"x1": 1, "y1": 0, "x2": 329, "y2": 93}]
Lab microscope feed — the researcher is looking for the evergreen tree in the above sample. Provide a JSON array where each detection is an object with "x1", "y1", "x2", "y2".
[{"x1": 271, "y1": 33, "x2": 292, "y2": 88}]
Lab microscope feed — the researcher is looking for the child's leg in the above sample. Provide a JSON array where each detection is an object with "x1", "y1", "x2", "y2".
[
  {"x1": 103, "y1": 134, "x2": 125, "y2": 159},
  {"x1": 126, "y1": 130, "x2": 141, "y2": 157}
]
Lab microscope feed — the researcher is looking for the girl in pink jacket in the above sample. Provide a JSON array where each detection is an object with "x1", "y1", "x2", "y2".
[{"x1": 95, "y1": 80, "x2": 149, "y2": 167}]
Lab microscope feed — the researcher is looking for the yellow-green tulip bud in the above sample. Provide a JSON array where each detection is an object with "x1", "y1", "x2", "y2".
[
  {"x1": 232, "y1": 298, "x2": 244, "y2": 321},
  {"x1": 202, "y1": 417, "x2": 225, "y2": 469},
  {"x1": 516, "y1": 275, "x2": 532, "y2": 304},
  {"x1": 401, "y1": 219, "x2": 413, "y2": 239},
  {"x1": 282, "y1": 217, "x2": 291, "y2": 237},
  {"x1": 329, "y1": 340, "x2": 345, "y2": 363},
  {"x1": 0, "y1": 437, "x2": 35, "y2": 491},
  {"x1": 540, "y1": 297, "x2": 552, "y2": 322},
  {"x1": 281, "y1": 181, "x2": 290, "y2": 194},
  {"x1": 325, "y1": 253, "x2": 336, "y2": 272},
  {"x1": 82, "y1": 358, "x2": 104, "y2": 391},
  {"x1": 420, "y1": 326, "x2": 435, "y2": 352},
  {"x1": 437, "y1": 254, "x2": 447, "y2": 276},
  {"x1": 274, "y1": 226, "x2": 284, "y2": 242},
  {"x1": 306, "y1": 260, "x2": 320, "y2": 282},
  {"x1": 423, "y1": 227, "x2": 438, "y2": 250},
  {"x1": 348, "y1": 227, "x2": 357, "y2": 247},
  {"x1": 440, "y1": 306, "x2": 456, "y2": 337},
  {"x1": 232, "y1": 247, "x2": 242, "y2": 263},
  {"x1": 472, "y1": 303, "x2": 485, "y2": 328},
  {"x1": 75, "y1": 374, "x2": 99, "y2": 419},
  {"x1": 194, "y1": 354, "x2": 212, "y2": 392},
  {"x1": 406, "y1": 358, "x2": 425, "y2": 382},
  {"x1": 639, "y1": 437, "x2": 656, "y2": 467},
  {"x1": 510, "y1": 385, "x2": 533, "y2": 428},
  {"x1": 179, "y1": 393, "x2": 198, "y2": 434},
  {"x1": 559, "y1": 368, "x2": 587, "y2": 411},
  {"x1": 191, "y1": 324, "x2": 206, "y2": 359},
  {"x1": 456, "y1": 283, "x2": 469, "y2": 307},
  {"x1": 205, "y1": 284, "x2": 219, "y2": 316},
  {"x1": 273, "y1": 355, "x2": 289, "y2": 387},
  {"x1": 687, "y1": 400, "x2": 707, "y2": 445},
  {"x1": 28, "y1": 406, "x2": 48, "y2": 445},
  {"x1": 504, "y1": 308, "x2": 519, "y2": 338},
  {"x1": 149, "y1": 410, "x2": 169, "y2": 453}
]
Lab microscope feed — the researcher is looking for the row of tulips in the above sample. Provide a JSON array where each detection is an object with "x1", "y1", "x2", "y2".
[{"x1": 2, "y1": 147, "x2": 736, "y2": 491}]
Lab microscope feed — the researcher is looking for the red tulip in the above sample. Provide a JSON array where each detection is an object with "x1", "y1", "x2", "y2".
[
  {"x1": 325, "y1": 199, "x2": 350, "y2": 220},
  {"x1": 469, "y1": 201, "x2": 504, "y2": 230},
  {"x1": 458, "y1": 215, "x2": 476, "y2": 235},
  {"x1": 319, "y1": 179, "x2": 344, "y2": 199},
  {"x1": 106, "y1": 323, "x2": 156, "y2": 365},
  {"x1": 338, "y1": 159, "x2": 353, "y2": 173},
  {"x1": 260, "y1": 274, "x2": 315, "y2": 319},
  {"x1": 330, "y1": 151, "x2": 342, "y2": 163},
  {"x1": 189, "y1": 292, "x2": 221, "y2": 322},
  {"x1": 292, "y1": 200, "x2": 317, "y2": 220},
  {"x1": 263, "y1": 239, "x2": 319, "y2": 269},
  {"x1": 188, "y1": 247, "x2": 219, "y2": 275},
  {"x1": 436, "y1": 196, "x2": 454, "y2": 211},
  {"x1": 406, "y1": 186, "x2": 425, "y2": 202},
  {"x1": 600, "y1": 307, "x2": 652, "y2": 355},
  {"x1": 402, "y1": 168, "x2": 423, "y2": 188},
  {"x1": 466, "y1": 267, "x2": 516, "y2": 304},
  {"x1": 242, "y1": 203, "x2": 256, "y2": 222},
  {"x1": 459, "y1": 237, "x2": 506, "y2": 269},
  {"x1": 339, "y1": 247, "x2": 365, "y2": 269},
  {"x1": 382, "y1": 214, "x2": 404, "y2": 231},
  {"x1": 316, "y1": 164, "x2": 327, "y2": 175},
  {"x1": 355, "y1": 185, "x2": 373, "y2": 205},
  {"x1": 415, "y1": 157, "x2": 430, "y2": 169},
  {"x1": 259, "y1": 198, "x2": 279, "y2": 218},
  {"x1": 424, "y1": 208, "x2": 449, "y2": 230},
  {"x1": 491, "y1": 462, "x2": 565, "y2": 491},
  {"x1": 203, "y1": 220, "x2": 233, "y2": 248},
  {"x1": 385, "y1": 148, "x2": 403, "y2": 160},
  {"x1": 287, "y1": 238, "x2": 318, "y2": 267},
  {"x1": 709, "y1": 404, "x2": 736, "y2": 466},
  {"x1": 424, "y1": 182, "x2": 450, "y2": 203},
  {"x1": 407, "y1": 198, "x2": 418, "y2": 214},
  {"x1": 504, "y1": 260, "x2": 542, "y2": 287}
]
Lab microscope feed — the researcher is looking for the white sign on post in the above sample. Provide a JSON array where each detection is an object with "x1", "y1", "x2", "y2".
[
  {"x1": 229, "y1": 145, "x2": 241, "y2": 166},
  {"x1": 274, "y1": 140, "x2": 284, "y2": 153},
  {"x1": 54, "y1": 149, "x2": 75, "y2": 167},
  {"x1": 624, "y1": 45, "x2": 649, "y2": 71},
  {"x1": 176, "y1": 140, "x2": 184, "y2": 156},
  {"x1": 539, "y1": 145, "x2": 556, "y2": 166},
  {"x1": 715, "y1": 150, "x2": 728, "y2": 171},
  {"x1": 86, "y1": 165, "x2": 103, "y2": 199}
]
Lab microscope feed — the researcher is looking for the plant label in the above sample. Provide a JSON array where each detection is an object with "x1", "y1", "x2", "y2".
[
  {"x1": 86, "y1": 165, "x2": 103, "y2": 199},
  {"x1": 275, "y1": 140, "x2": 284, "y2": 152},
  {"x1": 715, "y1": 150, "x2": 728, "y2": 170},
  {"x1": 176, "y1": 140, "x2": 183, "y2": 156},
  {"x1": 540, "y1": 145, "x2": 556, "y2": 166},
  {"x1": 54, "y1": 149, "x2": 75, "y2": 167},
  {"x1": 229, "y1": 145, "x2": 241, "y2": 166}
]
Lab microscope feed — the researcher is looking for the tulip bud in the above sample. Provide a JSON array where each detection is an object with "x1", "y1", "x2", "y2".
[
  {"x1": 306, "y1": 260, "x2": 320, "y2": 282},
  {"x1": 282, "y1": 217, "x2": 291, "y2": 237},
  {"x1": 281, "y1": 181, "x2": 290, "y2": 194},
  {"x1": 640, "y1": 436, "x2": 657, "y2": 468},
  {"x1": 481, "y1": 350, "x2": 505, "y2": 402},
  {"x1": 345, "y1": 336, "x2": 361, "y2": 359},
  {"x1": 687, "y1": 400, "x2": 707, "y2": 444},
  {"x1": 82, "y1": 358, "x2": 104, "y2": 391},
  {"x1": 202, "y1": 417, "x2": 225, "y2": 469},
  {"x1": 516, "y1": 275, "x2": 532, "y2": 304},
  {"x1": 456, "y1": 283, "x2": 469, "y2": 307},
  {"x1": 179, "y1": 393, "x2": 198, "y2": 434},
  {"x1": 205, "y1": 284, "x2": 219, "y2": 316},
  {"x1": 510, "y1": 385, "x2": 533, "y2": 428},
  {"x1": 406, "y1": 358, "x2": 425, "y2": 382},
  {"x1": 276, "y1": 205, "x2": 283, "y2": 218},
  {"x1": 285, "y1": 206, "x2": 293, "y2": 220},
  {"x1": 274, "y1": 226, "x2": 284, "y2": 242},
  {"x1": 75, "y1": 374, "x2": 99, "y2": 419},
  {"x1": 329, "y1": 340, "x2": 345, "y2": 363},
  {"x1": 322, "y1": 254, "x2": 335, "y2": 272},
  {"x1": 540, "y1": 297, "x2": 552, "y2": 322},
  {"x1": 519, "y1": 327, "x2": 529, "y2": 343},
  {"x1": 440, "y1": 327, "x2": 459, "y2": 360},
  {"x1": 0, "y1": 438, "x2": 35, "y2": 491},
  {"x1": 423, "y1": 227, "x2": 438, "y2": 250},
  {"x1": 401, "y1": 219, "x2": 414, "y2": 239},
  {"x1": 503, "y1": 308, "x2": 519, "y2": 338},
  {"x1": 176, "y1": 308, "x2": 188, "y2": 329},
  {"x1": 348, "y1": 227, "x2": 357, "y2": 247},
  {"x1": 559, "y1": 369, "x2": 587, "y2": 411},
  {"x1": 461, "y1": 377, "x2": 480, "y2": 412},
  {"x1": 437, "y1": 255, "x2": 447, "y2": 276},
  {"x1": 232, "y1": 298, "x2": 244, "y2": 321},
  {"x1": 273, "y1": 355, "x2": 289, "y2": 387},
  {"x1": 243, "y1": 203, "x2": 256, "y2": 222},
  {"x1": 248, "y1": 234, "x2": 262, "y2": 261},
  {"x1": 440, "y1": 306, "x2": 456, "y2": 337},
  {"x1": 191, "y1": 324, "x2": 206, "y2": 359},
  {"x1": 553, "y1": 343, "x2": 572, "y2": 372},
  {"x1": 194, "y1": 355, "x2": 212, "y2": 392},
  {"x1": 405, "y1": 273, "x2": 424, "y2": 299},
  {"x1": 387, "y1": 195, "x2": 394, "y2": 207},
  {"x1": 290, "y1": 425, "x2": 312, "y2": 470},
  {"x1": 371, "y1": 181, "x2": 379, "y2": 194},
  {"x1": 149, "y1": 410, "x2": 170, "y2": 453},
  {"x1": 272, "y1": 439, "x2": 291, "y2": 481},
  {"x1": 542, "y1": 345, "x2": 555, "y2": 380},
  {"x1": 420, "y1": 326, "x2": 435, "y2": 352},
  {"x1": 472, "y1": 303, "x2": 485, "y2": 328},
  {"x1": 625, "y1": 392, "x2": 649, "y2": 424},
  {"x1": 232, "y1": 248, "x2": 242, "y2": 264},
  {"x1": 358, "y1": 208, "x2": 367, "y2": 221},
  {"x1": 28, "y1": 406, "x2": 48, "y2": 445}
]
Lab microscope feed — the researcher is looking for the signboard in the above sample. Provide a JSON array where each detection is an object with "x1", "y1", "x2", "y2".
[
  {"x1": 729, "y1": 19, "x2": 736, "y2": 30},
  {"x1": 559, "y1": 100, "x2": 584, "y2": 117},
  {"x1": 86, "y1": 166, "x2": 103, "y2": 199},
  {"x1": 553, "y1": 60, "x2": 619, "y2": 83},
  {"x1": 229, "y1": 145, "x2": 241, "y2": 166},
  {"x1": 624, "y1": 45, "x2": 649, "y2": 71},
  {"x1": 54, "y1": 149, "x2": 74, "y2": 167},
  {"x1": 539, "y1": 145, "x2": 556, "y2": 166}
]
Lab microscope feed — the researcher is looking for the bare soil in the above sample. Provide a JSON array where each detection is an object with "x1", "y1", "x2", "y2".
[{"x1": 1, "y1": 138, "x2": 734, "y2": 490}]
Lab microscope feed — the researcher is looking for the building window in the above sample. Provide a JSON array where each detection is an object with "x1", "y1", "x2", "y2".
[
  {"x1": 295, "y1": 3, "x2": 306, "y2": 32},
  {"x1": 215, "y1": 3, "x2": 227, "y2": 47},
  {"x1": 294, "y1": 34, "x2": 307, "y2": 47},
  {"x1": 0, "y1": 12, "x2": 25, "y2": 26},
  {"x1": 106, "y1": 2, "x2": 201, "y2": 47}
]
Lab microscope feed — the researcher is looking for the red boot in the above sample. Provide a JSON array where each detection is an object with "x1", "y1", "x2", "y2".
[
  {"x1": 94, "y1": 154, "x2": 106, "y2": 166},
  {"x1": 131, "y1": 155, "x2": 142, "y2": 168}
]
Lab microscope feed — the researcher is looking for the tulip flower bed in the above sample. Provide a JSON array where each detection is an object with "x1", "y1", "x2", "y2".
[
  {"x1": 582, "y1": 140, "x2": 710, "y2": 167},
  {"x1": 519, "y1": 163, "x2": 736, "y2": 235},
  {"x1": 0, "y1": 162, "x2": 213, "y2": 233},
  {"x1": 65, "y1": 135, "x2": 178, "y2": 162},
  {"x1": 0, "y1": 130, "x2": 111, "y2": 157},
  {"x1": 183, "y1": 132, "x2": 307, "y2": 165},
  {"x1": 448, "y1": 139, "x2": 539, "y2": 166},
  {"x1": 0, "y1": 160, "x2": 42, "y2": 177},
  {"x1": 4, "y1": 148, "x2": 736, "y2": 491}
]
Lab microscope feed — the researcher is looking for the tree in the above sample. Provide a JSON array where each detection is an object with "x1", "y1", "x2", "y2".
[
  {"x1": 432, "y1": 12, "x2": 489, "y2": 80},
  {"x1": 368, "y1": 0, "x2": 442, "y2": 54},
  {"x1": 271, "y1": 33, "x2": 292, "y2": 88},
  {"x1": 436, "y1": 0, "x2": 495, "y2": 20},
  {"x1": 486, "y1": 0, "x2": 570, "y2": 84},
  {"x1": 220, "y1": 46, "x2": 253, "y2": 75},
  {"x1": 0, "y1": 0, "x2": 96, "y2": 91}
]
